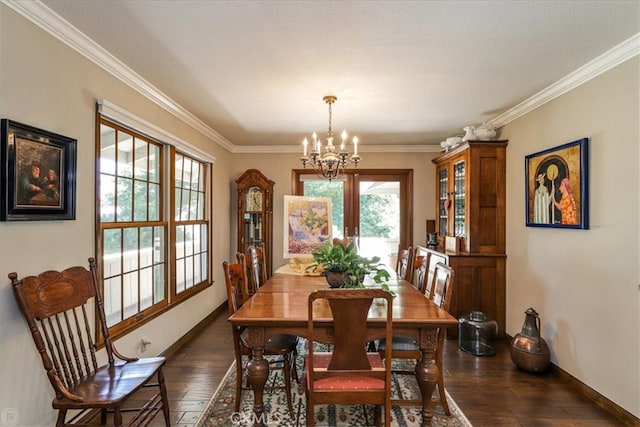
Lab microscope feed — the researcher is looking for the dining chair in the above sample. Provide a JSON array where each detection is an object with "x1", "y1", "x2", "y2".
[
  {"x1": 394, "y1": 244, "x2": 413, "y2": 281},
  {"x1": 9, "y1": 258, "x2": 170, "y2": 427},
  {"x1": 409, "y1": 250, "x2": 430, "y2": 293},
  {"x1": 377, "y1": 262, "x2": 455, "y2": 413},
  {"x1": 246, "y1": 244, "x2": 268, "y2": 295},
  {"x1": 223, "y1": 254, "x2": 298, "y2": 414},
  {"x1": 306, "y1": 288, "x2": 394, "y2": 427}
]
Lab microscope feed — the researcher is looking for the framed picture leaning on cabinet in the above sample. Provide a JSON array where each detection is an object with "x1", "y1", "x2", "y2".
[{"x1": 283, "y1": 195, "x2": 332, "y2": 258}]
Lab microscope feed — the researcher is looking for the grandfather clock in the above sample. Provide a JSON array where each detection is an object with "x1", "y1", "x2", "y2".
[{"x1": 236, "y1": 169, "x2": 274, "y2": 276}]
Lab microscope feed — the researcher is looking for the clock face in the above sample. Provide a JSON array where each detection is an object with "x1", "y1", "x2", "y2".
[{"x1": 246, "y1": 187, "x2": 263, "y2": 211}]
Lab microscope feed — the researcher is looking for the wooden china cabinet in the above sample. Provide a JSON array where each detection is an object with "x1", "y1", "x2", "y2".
[
  {"x1": 431, "y1": 140, "x2": 508, "y2": 337},
  {"x1": 236, "y1": 169, "x2": 274, "y2": 276}
]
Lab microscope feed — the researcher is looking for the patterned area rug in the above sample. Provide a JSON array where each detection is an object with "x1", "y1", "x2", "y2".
[{"x1": 195, "y1": 341, "x2": 472, "y2": 427}]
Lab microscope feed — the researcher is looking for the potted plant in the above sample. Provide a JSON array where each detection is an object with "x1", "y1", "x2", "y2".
[{"x1": 306, "y1": 241, "x2": 393, "y2": 294}]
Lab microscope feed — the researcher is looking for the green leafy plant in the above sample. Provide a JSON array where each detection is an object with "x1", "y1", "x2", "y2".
[{"x1": 306, "y1": 241, "x2": 394, "y2": 295}]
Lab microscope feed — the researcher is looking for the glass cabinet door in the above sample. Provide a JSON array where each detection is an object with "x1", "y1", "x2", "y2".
[
  {"x1": 437, "y1": 166, "x2": 449, "y2": 237},
  {"x1": 453, "y1": 160, "x2": 466, "y2": 237}
]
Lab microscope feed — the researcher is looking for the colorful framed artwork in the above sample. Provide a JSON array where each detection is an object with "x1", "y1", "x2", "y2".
[
  {"x1": 525, "y1": 137, "x2": 588, "y2": 229},
  {"x1": 1, "y1": 119, "x2": 77, "y2": 221},
  {"x1": 283, "y1": 195, "x2": 332, "y2": 258}
]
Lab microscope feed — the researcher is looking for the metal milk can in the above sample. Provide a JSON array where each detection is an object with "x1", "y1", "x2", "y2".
[{"x1": 510, "y1": 307, "x2": 550, "y2": 373}]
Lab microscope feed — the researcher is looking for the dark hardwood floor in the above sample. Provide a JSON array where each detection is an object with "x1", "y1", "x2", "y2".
[{"x1": 140, "y1": 306, "x2": 623, "y2": 427}]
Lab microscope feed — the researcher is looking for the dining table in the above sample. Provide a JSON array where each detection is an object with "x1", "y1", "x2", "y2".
[{"x1": 228, "y1": 271, "x2": 459, "y2": 426}]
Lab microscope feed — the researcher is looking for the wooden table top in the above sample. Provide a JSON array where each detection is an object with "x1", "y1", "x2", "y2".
[{"x1": 229, "y1": 273, "x2": 458, "y2": 328}]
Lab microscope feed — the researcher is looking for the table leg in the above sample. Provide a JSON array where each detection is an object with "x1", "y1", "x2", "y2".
[
  {"x1": 416, "y1": 329, "x2": 439, "y2": 426},
  {"x1": 246, "y1": 347, "x2": 269, "y2": 426}
]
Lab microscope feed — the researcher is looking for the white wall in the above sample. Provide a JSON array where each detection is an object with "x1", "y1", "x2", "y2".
[
  {"x1": 0, "y1": 7, "x2": 230, "y2": 426},
  {"x1": 502, "y1": 57, "x2": 639, "y2": 417}
]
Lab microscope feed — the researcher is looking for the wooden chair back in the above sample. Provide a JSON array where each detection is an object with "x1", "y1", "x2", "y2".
[
  {"x1": 223, "y1": 253, "x2": 250, "y2": 316},
  {"x1": 246, "y1": 245, "x2": 268, "y2": 294},
  {"x1": 410, "y1": 252, "x2": 429, "y2": 293},
  {"x1": 424, "y1": 250, "x2": 448, "y2": 299},
  {"x1": 9, "y1": 258, "x2": 170, "y2": 427},
  {"x1": 395, "y1": 245, "x2": 413, "y2": 280},
  {"x1": 432, "y1": 262, "x2": 455, "y2": 311},
  {"x1": 306, "y1": 288, "x2": 393, "y2": 426}
]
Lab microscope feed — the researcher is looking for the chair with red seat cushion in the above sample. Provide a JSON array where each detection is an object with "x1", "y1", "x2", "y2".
[{"x1": 306, "y1": 288, "x2": 393, "y2": 427}]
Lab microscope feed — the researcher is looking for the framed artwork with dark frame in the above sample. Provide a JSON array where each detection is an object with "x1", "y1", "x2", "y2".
[
  {"x1": 1, "y1": 119, "x2": 77, "y2": 221},
  {"x1": 525, "y1": 137, "x2": 588, "y2": 229}
]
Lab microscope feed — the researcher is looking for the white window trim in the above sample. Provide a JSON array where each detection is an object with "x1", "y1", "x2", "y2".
[{"x1": 97, "y1": 99, "x2": 216, "y2": 164}]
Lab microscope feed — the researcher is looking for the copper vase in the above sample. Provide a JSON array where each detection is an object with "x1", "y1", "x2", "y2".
[{"x1": 510, "y1": 307, "x2": 550, "y2": 373}]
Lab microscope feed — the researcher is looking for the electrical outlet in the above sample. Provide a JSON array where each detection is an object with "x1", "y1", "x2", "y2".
[{"x1": 141, "y1": 336, "x2": 152, "y2": 352}]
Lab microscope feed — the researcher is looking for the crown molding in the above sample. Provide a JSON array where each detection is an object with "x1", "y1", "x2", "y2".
[
  {"x1": 6, "y1": 1, "x2": 639, "y2": 153},
  {"x1": 487, "y1": 33, "x2": 640, "y2": 128},
  {"x1": 231, "y1": 144, "x2": 441, "y2": 154},
  {"x1": 4, "y1": 0, "x2": 235, "y2": 153}
]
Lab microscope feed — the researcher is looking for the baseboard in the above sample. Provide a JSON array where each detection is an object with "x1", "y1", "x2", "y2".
[
  {"x1": 161, "y1": 302, "x2": 227, "y2": 359},
  {"x1": 504, "y1": 335, "x2": 639, "y2": 426}
]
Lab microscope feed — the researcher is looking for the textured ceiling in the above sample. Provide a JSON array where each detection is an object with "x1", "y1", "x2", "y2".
[{"x1": 37, "y1": 0, "x2": 640, "y2": 149}]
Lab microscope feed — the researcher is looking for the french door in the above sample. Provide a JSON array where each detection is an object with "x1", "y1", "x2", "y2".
[{"x1": 292, "y1": 169, "x2": 413, "y2": 266}]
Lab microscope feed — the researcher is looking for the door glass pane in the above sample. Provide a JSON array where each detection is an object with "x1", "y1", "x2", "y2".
[
  {"x1": 303, "y1": 178, "x2": 344, "y2": 239},
  {"x1": 359, "y1": 181, "x2": 400, "y2": 267}
]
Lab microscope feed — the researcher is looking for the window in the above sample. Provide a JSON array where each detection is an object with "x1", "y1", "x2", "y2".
[
  {"x1": 292, "y1": 169, "x2": 413, "y2": 266},
  {"x1": 173, "y1": 153, "x2": 208, "y2": 297},
  {"x1": 97, "y1": 118, "x2": 211, "y2": 338}
]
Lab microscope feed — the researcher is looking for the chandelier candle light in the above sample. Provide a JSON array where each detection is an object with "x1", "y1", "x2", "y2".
[{"x1": 300, "y1": 95, "x2": 361, "y2": 181}]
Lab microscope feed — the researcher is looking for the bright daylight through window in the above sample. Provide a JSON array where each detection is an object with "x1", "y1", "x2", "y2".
[{"x1": 97, "y1": 118, "x2": 210, "y2": 338}]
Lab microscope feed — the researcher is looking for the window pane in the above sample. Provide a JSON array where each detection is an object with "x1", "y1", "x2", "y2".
[
  {"x1": 176, "y1": 225, "x2": 185, "y2": 259},
  {"x1": 100, "y1": 174, "x2": 116, "y2": 222},
  {"x1": 134, "y1": 137, "x2": 148, "y2": 180},
  {"x1": 116, "y1": 177, "x2": 133, "y2": 221},
  {"x1": 139, "y1": 267, "x2": 153, "y2": 310},
  {"x1": 100, "y1": 125, "x2": 116, "y2": 175},
  {"x1": 190, "y1": 190, "x2": 199, "y2": 220},
  {"x1": 154, "y1": 264, "x2": 165, "y2": 303},
  {"x1": 104, "y1": 277, "x2": 122, "y2": 327},
  {"x1": 154, "y1": 226, "x2": 164, "y2": 263},
  {"x1": 149, "y1": 144, "x2": 160, "y2": 183},
  {"x1": 200, "y1": 252, "x2": 208, "y2": 281},
  {"x1": 134, "y1": 180, "x2": 148, "y2": 221},
  {"x1": 149, "y1": 183, "x2": 160, "y2": 221},
  {"x1": 123, "y1": 228, "x2": 138, "y2": 272},
  {"x1": 176, "y1": 258, "x2": 185, "y2": 293},
  {"x1": 193, "y1": 224, "x2": 201, "y2": 253},
  {"x1": 103, "y1": 229, "x2": 122, "y2": 276},
  {"x1": 123, "y1": 272, "x2": 138, "y2": 319},
  {"x1": 185, "y1": 257, "x2": 194, "y2": 289},
  {"x1": 175, "y1": 187, "x2": 182, "y2": 220},
  {"x1": 117, "y1": 131, "x2": 133, "y2": 178},
  {"x1": 140, "y1": 226, "x2": 153, "y2": 268},
  {"x1": 185, "y1": 224, "x2": 194, "y2": 257},
  {"x1": 197, "y1": 191, "x2": 204, "y2": 219},
  {"x1": 193, "y1": 254, "x2": 202, "y2": 285}
]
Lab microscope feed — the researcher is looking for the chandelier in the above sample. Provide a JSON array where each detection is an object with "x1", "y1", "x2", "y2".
[{"x1": 300, "y1": 95, "x2": 361, "y2": 181}]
